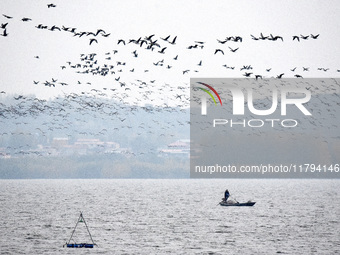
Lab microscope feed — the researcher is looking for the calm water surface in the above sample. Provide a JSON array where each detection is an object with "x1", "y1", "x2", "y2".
[{"x1": 0, "y1": 179, "x2": 339, "y2": 254}]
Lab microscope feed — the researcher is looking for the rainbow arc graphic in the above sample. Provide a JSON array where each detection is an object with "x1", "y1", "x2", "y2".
[{"x1": 197, "y1": 82, "x2": 222, "y2": 106}]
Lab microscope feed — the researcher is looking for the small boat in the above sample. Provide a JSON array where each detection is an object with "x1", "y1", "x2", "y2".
[
  {"x1": 220, "y1": 201, "x2": 256, "y2": 206},
  {"x1": 64, "y1": 212, "x2": 97, "y2": 248},
  {"x1": 219, "y1": 199, "x2": 256, "y2": 207}
]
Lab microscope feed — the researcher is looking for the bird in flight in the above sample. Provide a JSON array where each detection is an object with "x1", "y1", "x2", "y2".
[
  {"x1": 276, "y1": 73, "x2": 284, "y2": 79},
  {"x1": 214, "y1": 49, "x2": 224, "y2": 55},
  {"x1": 228, "y1": 47, "x2": 239, "y2": 52},
  {"x1": 89, "y1": 38, "x2": 98, "y2": 45},
  {"x1": 2, "y1": 14, "x2": 13, "y2": 19},
  {"x1": 187, "y1": 45, "x2": 198, "y2": 49},
  {"x1": 222, "y1": 64, "x2": 235, "y2": 70},
  {"x1": 94, "y1": 29, "x2": 106, "y2": 36},
  {"x1": 170, "y1": 36, "x2": 177, "y2": 45},
  {"x1": 240, "y1": 65, "x2": 252, "y2": 71},
  {"x1": 49, "y1": 25, "x2": 61, "y2": 31},
  {"x1": 22, "y1": 17, "x2": 32, "y2": 22},
  {"x1": 310, "y1": 34, "x2": 320, "y2": 39},
  {"x1": 132, "y1": 50, "x2": 138, "y2": 57},
  {"x1": 47, "y1": 4, "x2": 56, "y2": 8},
  {"x1": 158, "y1": 47, "x2": 166, "y2": 54},
  {"x1": 217, "y1": 39, "x2": 228, "y2": 44},
  {"x1": 269, "y1": 34, "x2": 283, "y2": 41},
  {"x1": 161, "y1": 35, "x2": 170, "y2": 41},
  {"x1": 14, "y1": 95, "x2": 25, "y2": 100},
  {"x1": 292, "y1": 36, "x2": 300, "y2": 41},
  {"x1": 74, "y1": 31, "x2": 86, "y2": 37},
  {"x1": 1, "y1": 29, "x2": 8, "y2": 37},
  {"x1": 317, "y1": 67, "x2": 329, "y2": 72},
  {"x1": 145, "y1": 34, "x2": 154, "y2": 41},
  {"x1": 243, "y1": 72, "x2": 252, "y2": 77},
  {"x1": 259, "y1": 33, "x2": 268, "y2": 40},
  {"x1": 117, "y1": 39, "x2": 126, "y2": 45},
  {"x1": 1, "y1": 23, "x2": 8, "y2": 29},
  {"x1": 300, "y1": 34, "x2": 309, "y2": 40}
]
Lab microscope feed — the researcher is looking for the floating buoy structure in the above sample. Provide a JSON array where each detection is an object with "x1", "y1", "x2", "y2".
[{"x1": 64, "y1": 212, "x2": 97, "y2": 248}]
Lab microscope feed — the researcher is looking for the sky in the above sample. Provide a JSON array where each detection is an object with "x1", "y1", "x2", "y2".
[
  {"x1": 1, "y1": 0, "x2": 340, "y2": 101},
  {"x1": 1, "y1": 0, "x2": 340, "y2": 178}
]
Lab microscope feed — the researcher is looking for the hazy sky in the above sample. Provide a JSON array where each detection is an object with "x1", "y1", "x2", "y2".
[{"x1": 1, "y1": 0, "x2": 340, "y2": 101}]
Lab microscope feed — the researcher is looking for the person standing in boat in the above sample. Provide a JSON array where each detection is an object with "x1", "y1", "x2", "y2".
[{"x1": 224, "y1": 189, "x2": 230, "y2": 202}]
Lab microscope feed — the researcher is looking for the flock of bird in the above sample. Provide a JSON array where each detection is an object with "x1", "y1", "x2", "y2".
[
  {"x1": 1, "y1": 3, "x2": 340, "y2": 159},
  {"x1": 27, "y1": 31, "x2": 339, "y2": 89},
  {"x1": 0, "y1": 89, "x2": 189, "y2": 157},
  {"x1": 2, "y1": 9, "x2": 340, "y2": 86}
]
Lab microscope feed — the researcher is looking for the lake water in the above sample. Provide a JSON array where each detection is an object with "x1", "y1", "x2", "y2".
[{"x1": 0, "y1": 179, "x2": 339, "y2": 254}]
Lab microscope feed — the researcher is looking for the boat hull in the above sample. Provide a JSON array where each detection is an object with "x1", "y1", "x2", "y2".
[
  {"x1": 220, "y1": 201, "x2": 256, "y2": 207},
  {"x1": 66, "y1": 243, "x2": 94, "y2": 248}
]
